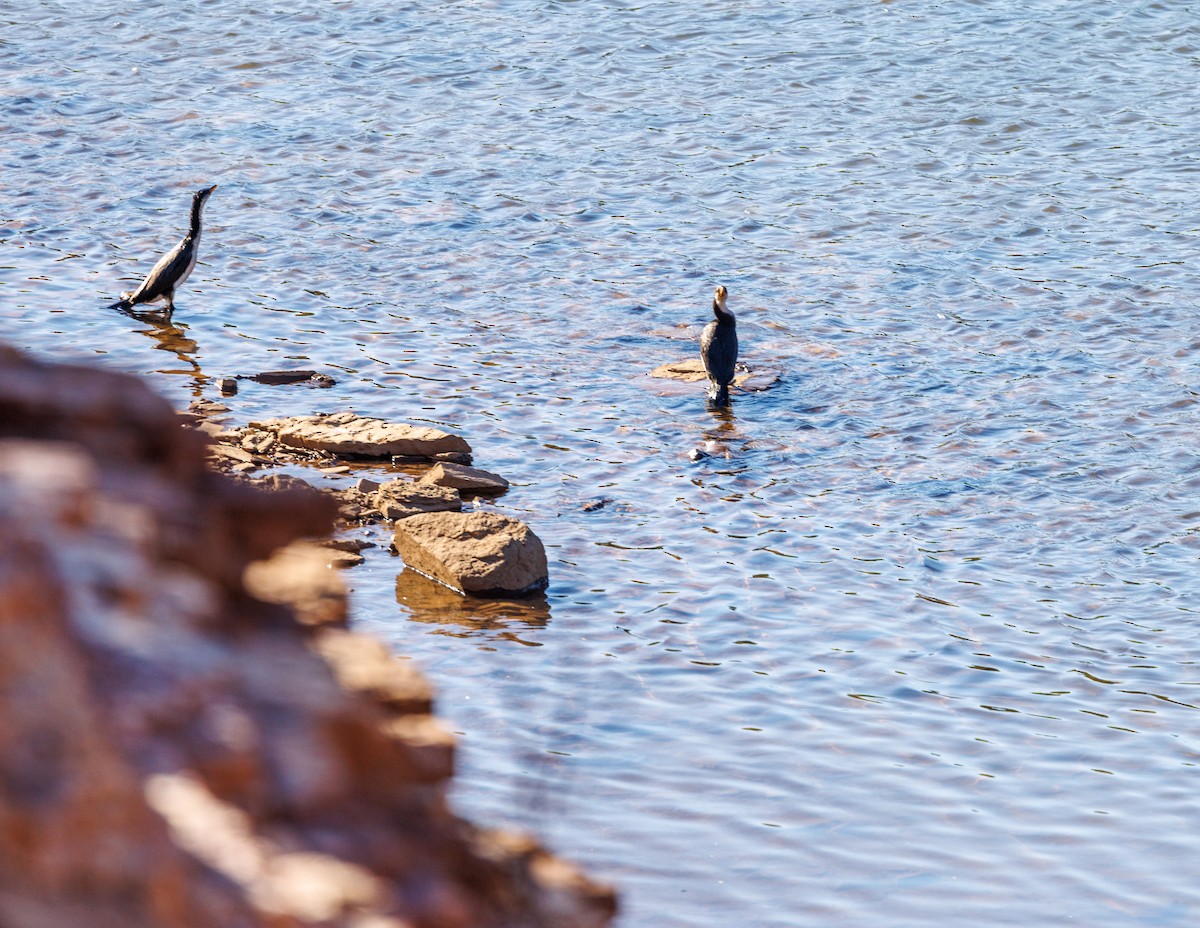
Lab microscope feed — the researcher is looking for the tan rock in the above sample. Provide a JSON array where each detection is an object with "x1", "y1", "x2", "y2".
[
  {"x1": 145, "y1": 773, "x2": 387, "y2": 922},
  {"x1": 210, "y1": 443, "x2": 257, "y2": 464},
  {"x1": 373, "y1": 479, "x2": 462, "y2": 520},
  {"x1": 650, "y1": 357, "x2": 782, "y2": 391},
  {"x1": 240, "y1": 431, "x2": 276, "y2": 454},
  {"x1": 419, "y1": 461, "x2": 510, "y2": 495},
  {"x1": 311, "y1": 629, "x2": 433, "y2": 716},
  {"x1": 194, "y1": 418, "x2": 228, "y2": 439},
  {"x1": 650, "y1": 357, "x2": 709, "y2": 382},
  {"x1": 253, "y1": 412, "x2": 471, "y2": 461},
  {"x1": 323, "y1": 537, "x2": 373, "y2": 554},
  {"x1": 189, "y1": 398, "x2": 231, "y2": 417},
  {"x1": 393, "y1": 511, "x2": 549, "y2": 596},
  {"x1": 243, "y1": 542, "x2": 348, "y2": 628},
  {"x1": 325, "y1": 548, "x2": 364, "y2": 569}
]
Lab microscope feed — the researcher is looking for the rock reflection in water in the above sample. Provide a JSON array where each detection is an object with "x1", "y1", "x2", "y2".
[
  {"x1": 396, "y1": 568, "x2": 551, "y2": 646},
  {"x1": 113, "y1": 304, "x2": 205, "y2": 395}
]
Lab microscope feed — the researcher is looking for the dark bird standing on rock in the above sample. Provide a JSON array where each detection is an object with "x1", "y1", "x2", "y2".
[
  {"x1": 110, "y1": 185, "x2": 217, "y2": 315},
  {"x1": 700, "y1": 284, "x2": 738, "y2": 406}
]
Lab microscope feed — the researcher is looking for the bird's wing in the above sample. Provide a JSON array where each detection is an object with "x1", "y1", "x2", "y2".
[{"x1": 128, "y1": 237, "x2": 193, "y2": 303}]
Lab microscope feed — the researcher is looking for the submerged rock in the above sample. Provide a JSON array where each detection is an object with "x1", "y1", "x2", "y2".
[
  {"x1": 419, "y1": 461, "x2": 510, "y2": 495},
  {"x1": 733, "y1": 366, "x2": 783, "y2": 392},
  {"x1": 649, "y1": 357, "x2": 782, "y2": 391},
  {"x1": 251, "y1": 411, "x2": 472, "y2": 462},
  {"x1": 393, "y1": 510, "x2": 549, "y2": 596}
]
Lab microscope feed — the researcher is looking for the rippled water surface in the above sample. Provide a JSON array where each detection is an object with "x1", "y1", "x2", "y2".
[{"x1": 7, "y1": 1, "x2": 1200, "y2": 924}]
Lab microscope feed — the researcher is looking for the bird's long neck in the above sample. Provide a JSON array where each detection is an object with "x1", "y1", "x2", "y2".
[
  {"x1": 713, "y1": 299, "x2": 735, "y2": 325},
  {"x1": 188, "y1": 197, "x2": 206, "y2": 238}
]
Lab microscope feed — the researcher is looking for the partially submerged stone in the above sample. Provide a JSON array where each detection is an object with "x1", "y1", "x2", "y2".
[
  {"x1": 651, "y1": 357, "x2": 709, "y2": 382},
  {"x1": 393, "y1": 510, "x2": 549, "y2": 596},
  {"x1": 649, "y1": 357, "x2": 782, "y2": 392},
  {"x1": 252, "y1": 412, "x2": 472, "y2": 462},
  {"x1": 249, "y1": 370, "x2": 321, "y2": 385},
  {"x1": 244, "y1": 370, "x2": 337, "y2": 388},
  {"x1": 418, "y1": 461, "x2": 509, "y2": 495},
  {"x1": 189, "y1": 398, "x2": 231, "y2": 417},
  {"x1": 373, "y1": 479, "x2": 462, "y2": 520},
  {"x1": 326, "y1": 548, "x2": 365, "y2": 569},
  {"x1": 735, "y1": 367, "x2": 783, "y2": 392}
]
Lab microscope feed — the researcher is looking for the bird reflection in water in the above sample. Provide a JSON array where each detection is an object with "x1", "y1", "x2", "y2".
[
  {"x1": 395, "y1": 568, "x2": 551, "y2": 646},
  {"x1": 692, "y1": 401, "x2": 741, "y2": 462},
  {"x1": 112, "y1": 304, "x2": 207, "y2": 397}
]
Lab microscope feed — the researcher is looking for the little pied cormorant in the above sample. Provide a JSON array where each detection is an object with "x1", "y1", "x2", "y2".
[
  {"x1": 111, "y1": 184, "x2": 217, "y2": 315},
  {"x1": 700, "y1": 284, "x2": 738, "y2": 406}
]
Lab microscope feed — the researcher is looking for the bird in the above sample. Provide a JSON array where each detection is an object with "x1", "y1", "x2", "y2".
[
  {"x1": 700, "y1": 284, "x2": 738, "y2": 406},
  {"x1": 110, "y1": 184, "x2": 217, "y2": 315}
]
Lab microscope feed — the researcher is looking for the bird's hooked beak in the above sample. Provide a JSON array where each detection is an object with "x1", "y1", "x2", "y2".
[{"x1": 714, "y1": 285, "x2": 728, "y2": 310}]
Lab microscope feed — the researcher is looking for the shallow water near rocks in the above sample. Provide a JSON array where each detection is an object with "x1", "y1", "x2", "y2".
[{"x1": 6, "y1": 1, "x2": 1200, "y2": 924}]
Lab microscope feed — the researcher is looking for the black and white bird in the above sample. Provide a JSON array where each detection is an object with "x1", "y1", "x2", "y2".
[
  {"x1": 110, "y1": 184, "x2": 217, "y2": 315},
  {"x1": 700, "y1": 284, "x2": 738, "y2": 406}
]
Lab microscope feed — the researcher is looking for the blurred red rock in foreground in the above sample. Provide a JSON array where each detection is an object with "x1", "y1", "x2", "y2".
[{"x1": 0, "y1": 345, "x2": 616, "y2": 928}]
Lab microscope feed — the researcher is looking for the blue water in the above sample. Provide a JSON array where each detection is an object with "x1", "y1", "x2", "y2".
[{"x1": 6, "y1": 1, "x2": 1200, "y2": 924}]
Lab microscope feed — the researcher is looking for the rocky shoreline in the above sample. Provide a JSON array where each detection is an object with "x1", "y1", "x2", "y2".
[
  {"x1": 186, "y1": 403, "x2": 548, "y2": 596},
  {"x1": 0, "y1": 344, "x2": 615, "y2": 928},
  {"x1": 182, "y1": 351, "x2": 792, "y2": 587}
]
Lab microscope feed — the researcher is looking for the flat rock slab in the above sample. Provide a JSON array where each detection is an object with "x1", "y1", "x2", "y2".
[
  {"x1": 649, "y1": 358, "x2": 781, "y2": 392},
  {"x1": 650, "y1": 358, "x2": 709, "y2": 382},
  {"x1": 418, "y1": 462, "x2": 509, "y2": 495},
  {"x1": 251, "y1": 412, "x2": 472, "y2": 461},
  {"x1": 373, "y1": 479, "x2": 462, "y2": 520},
  {"x1": 393, "y1": 511, "x2": 548, "y2": 596},
  {"x1": 243, "y1": 370, "x2": 336, "y2": 387}
]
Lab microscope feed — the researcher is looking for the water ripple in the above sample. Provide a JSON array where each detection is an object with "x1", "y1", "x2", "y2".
[{"x1": 8, "y1": 0, "x2": 1200, "y2": 924}]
